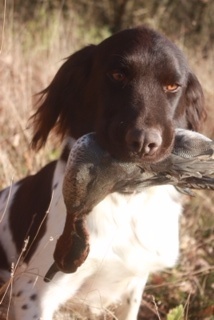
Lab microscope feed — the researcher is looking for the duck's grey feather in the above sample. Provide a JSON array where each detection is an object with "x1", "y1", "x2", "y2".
[
  {"x1": 45, "y1": 128, "x2": 214, "y2": 281},
  {"x1": 63, "y1": 129, "x2": 214, "y2": 214}
]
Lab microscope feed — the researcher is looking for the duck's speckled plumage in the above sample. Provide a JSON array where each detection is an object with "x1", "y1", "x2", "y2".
[{"x1": 45, "y1": 129, "x2": 214, "y2": 280}]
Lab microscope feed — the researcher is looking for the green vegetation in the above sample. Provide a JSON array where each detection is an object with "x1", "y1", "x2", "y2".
[{"x1": 167, "y1": 305, "x2": 184, "y2": 320}]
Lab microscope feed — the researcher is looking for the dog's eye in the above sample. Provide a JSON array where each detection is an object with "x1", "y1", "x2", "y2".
[
  {"x1": 163, "y1": 84, "x2": 180, "y2": 93},
  {"x1": 109, "y1": 70, "x2": 127, "y2": 82}
]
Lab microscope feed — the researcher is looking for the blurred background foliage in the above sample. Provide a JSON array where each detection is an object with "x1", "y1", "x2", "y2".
[{"x1": 1, "y1": 0, "x2": 214, "y2": 55}]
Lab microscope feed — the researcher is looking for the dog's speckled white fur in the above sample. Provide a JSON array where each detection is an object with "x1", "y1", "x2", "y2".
[{"x1": 0, "y1": 157, "x2": 182, "y2": 319}]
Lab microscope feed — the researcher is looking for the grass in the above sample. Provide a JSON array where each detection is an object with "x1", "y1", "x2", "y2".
[
  {"x1": 141, "y1": 191, "x2": 214, "y2": 319},
  {"x1": 0, "y1": 5, "x2": 214, "y2": 320}
]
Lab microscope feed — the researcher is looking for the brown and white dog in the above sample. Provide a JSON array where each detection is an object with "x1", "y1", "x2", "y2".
[{"x1": 0, "y1": 26, "x2": 206, "y2": 319}]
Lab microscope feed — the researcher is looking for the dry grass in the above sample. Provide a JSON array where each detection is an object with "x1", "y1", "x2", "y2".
[{"x1": 0, "y1": 5, "x2": 214, "y2": 320}]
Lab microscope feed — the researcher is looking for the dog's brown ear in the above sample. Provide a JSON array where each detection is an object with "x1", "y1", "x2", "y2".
[
  {"x1": 184, "y1": 72, "x2": 206, "y2": 131},
  {"x1": 30, "y1": 45, "x2": 96, "y2": 150}
]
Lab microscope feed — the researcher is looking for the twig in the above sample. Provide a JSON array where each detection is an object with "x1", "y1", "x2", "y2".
[
  {"x1": 0, "y1": 238, "x2": 29, "y2": 305},
  {"x1": 0, "y1": 179, "x2": 14, "y2": 224},
  {"x1": 0, "y1": 0, "x2": 7, "y2": 53},
  {"x1": 23, "y1": 190, "x2": 54, "y2": 260},
  {"x1": 152, "y1": 295, "x2": 162, "y2": 320},
  {"x1": 183, "y1": 291, "x2": 192, "y2": 320},
  {"x1": 146, "y1": 265, "x2": 214, "y2": 290}
]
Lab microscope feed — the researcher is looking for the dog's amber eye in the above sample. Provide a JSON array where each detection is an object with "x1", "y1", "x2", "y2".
[
  {"x1": 163, "y1": 84, "x2": 180, "y2": 92},
  {"x1": 110, "y1": 71, "x2": 126, "y2": 82}
]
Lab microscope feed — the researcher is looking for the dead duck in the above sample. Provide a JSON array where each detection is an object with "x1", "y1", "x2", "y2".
[{"x1": 45, "y1": 128, "x2": 214, "y2": 281}]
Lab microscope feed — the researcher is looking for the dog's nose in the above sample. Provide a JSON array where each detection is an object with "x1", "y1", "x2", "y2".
[{"x1": 125, "y1": 129, "x2": 162, "y2": 156}]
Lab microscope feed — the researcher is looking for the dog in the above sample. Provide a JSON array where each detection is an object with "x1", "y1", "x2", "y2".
[{"x1": 0, "y1": 26, "x2": 206, "y2": 320}]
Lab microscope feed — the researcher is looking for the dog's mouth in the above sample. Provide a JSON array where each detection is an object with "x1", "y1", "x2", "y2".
[
  {"x1": 116, "y1": 147, "x2": 173, "y2": 164},
  {"x1": 96, "y1": 140, "x2": 174, "y2": 164},
  {"x1": 96, "y1": 123, "x2": 176, "y2": 164},
  {"x1": 100, "y1": 134, "x2": 175, "y2": 164},
  {"x1": 129, "y1": 147, "x2": 173, "y2": 163}
]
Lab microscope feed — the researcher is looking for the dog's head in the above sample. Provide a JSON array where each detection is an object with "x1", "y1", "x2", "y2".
[{"x1": 31, "y1": 26, "x2": 206, "y2": 163}]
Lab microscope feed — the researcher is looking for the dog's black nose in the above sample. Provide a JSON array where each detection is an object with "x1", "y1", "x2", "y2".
[{"x1": 125, "y1": 128, "x2": 162, "y2": 156}]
